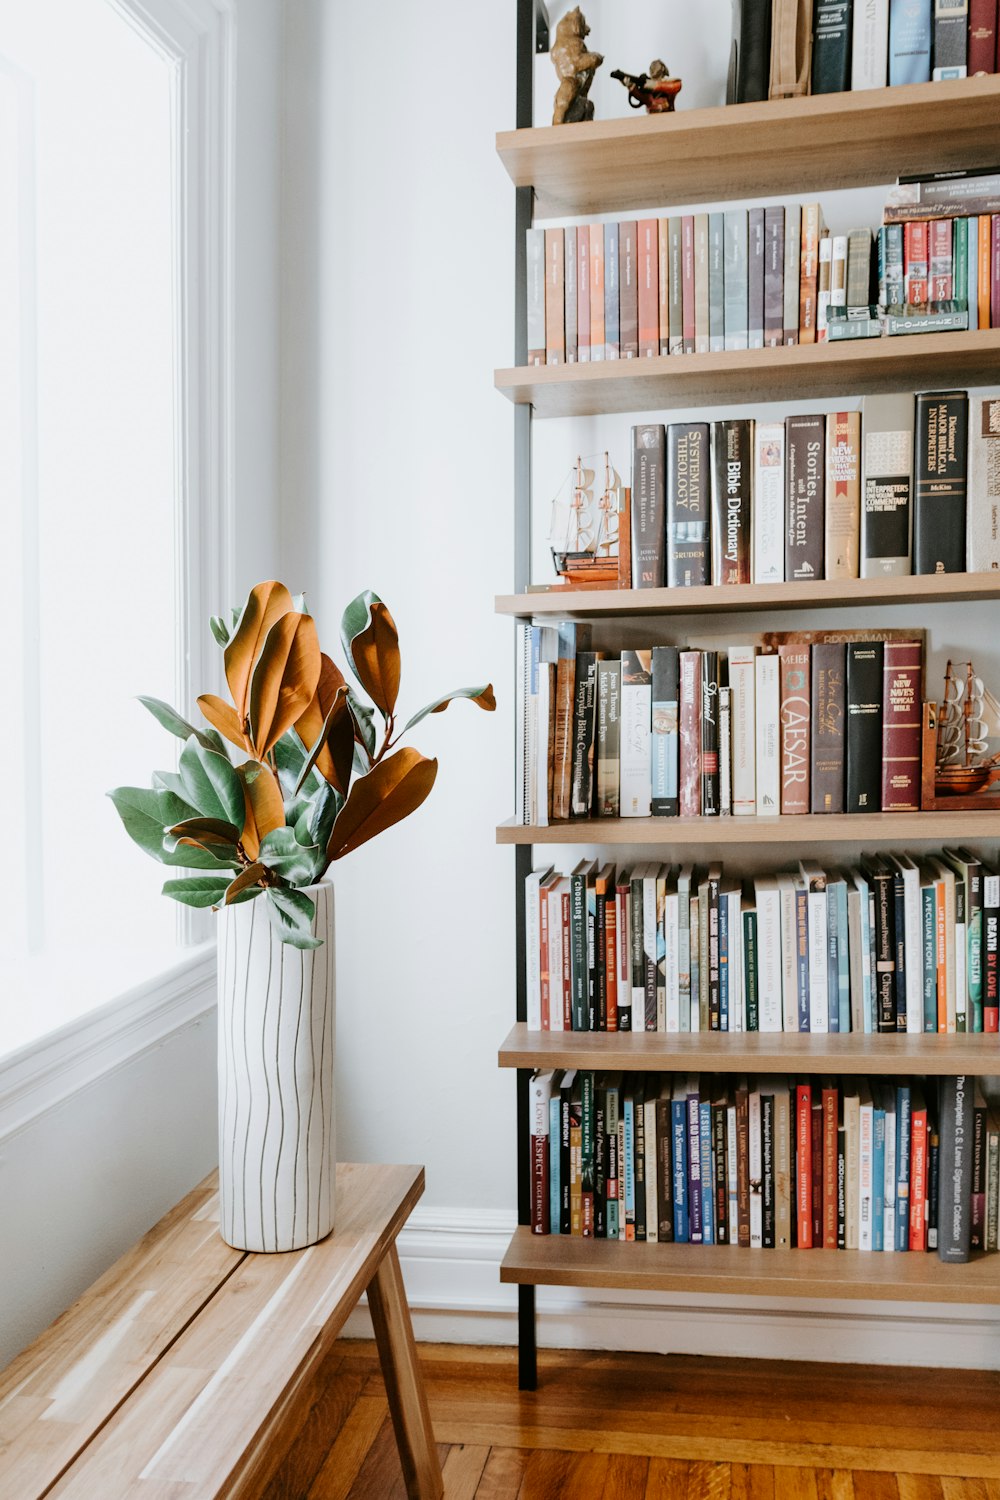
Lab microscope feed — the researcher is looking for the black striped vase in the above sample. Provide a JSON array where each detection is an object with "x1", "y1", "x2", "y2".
[{"x1": 216, "y1": 881, "x2": 335, "y2": 1251}]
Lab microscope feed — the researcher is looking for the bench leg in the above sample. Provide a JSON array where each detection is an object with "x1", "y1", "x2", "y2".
[{"x1": 367, "y1": 1242, "x2": 443, "y2": 1500}]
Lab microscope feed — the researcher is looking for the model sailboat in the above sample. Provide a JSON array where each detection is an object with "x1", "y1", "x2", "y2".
[
  {"x1": 935, "y1": 659, "x2": 1000, "y2": 795},
  {"x1": 549, "y1": 453, "x2": 623, "y2": 585}
]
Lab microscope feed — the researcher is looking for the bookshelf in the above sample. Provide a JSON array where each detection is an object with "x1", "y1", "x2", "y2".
[{"x1": 502, "y1": 3, "x2": 1000, "y2": 1392}]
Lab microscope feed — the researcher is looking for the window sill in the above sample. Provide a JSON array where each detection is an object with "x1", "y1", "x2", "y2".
[{"x1": 0, "y1": 943, "x2": 217, "y2": 1141}]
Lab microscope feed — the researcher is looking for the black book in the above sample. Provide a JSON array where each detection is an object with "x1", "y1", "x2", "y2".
[
  {"x1": 762, "y1": 1089, "x2": 776, "y2": 1248},
  {"x1": 651, "y1": 645, "x2": 680, "y2": 817},
  {"x1": 712, "y1": 1095, "x2": 728, "y2": 1243},
  {"x1": 656, "y1": 1083, "x2": 675, "y2": 1243},
  {"x1": 559, "y1": 1070, "x2": 576, "y2": 1235},
  {"x1": 569, "y1": 860, "x2": 594, "y2": 1031},
  {"x1": 667, "y1": 423, "x2": 710, "y2": 587},
  {"x1": 594, "y1": 861, "x2": 614, "y2": 1031},
  {"x1": 927, "y1": 1109, "x2": 940, "y2": 1252},
  {"x1": 785, "y1": 414, "x2": 826, "y2": 582},
  {"x1": 914, "y1": 390, "x2": 969, "y2": 575},
  {"x1": 729, "y1": 0, "x2": 773, "y2": 101},
  {"x1": 594, "y1": 1080, "x2": 607, "y2": 1238},
  {"x1": 937, "y1": 1075, "x2": 974, "y2": 1262},
  {"x1": 710, "y1": 419, "x2": 752, "y2": 584},
  {"x1": 708, "y1": 864, "x2": 723, "y2": 1030},
  {"x1": 570, "y1": 652, "x2": 599, "y2": 818},
  {"x1": 812, "y1": 0, "x2": 853, "y2": 92},
  {"x1": 701, "y1": 651, "x2": 720, "y2": 816},
  {"x1": 863, "y1": 855, "x2": 897, "y2": 1033},
  {"x1": 845, "y1": 641, "x2": 883, "y2": 813},
  {"x1": 811, "y1": 641, "x2": 846, "y2": 813},
  {"x1": 631, "y1": 424, "x2": 666, "y2": 588}
]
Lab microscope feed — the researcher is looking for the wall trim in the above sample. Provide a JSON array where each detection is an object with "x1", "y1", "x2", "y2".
[
  {"x1": 0, "y1": 946, "x2": 216, "y2": 1143},
  {"x1": 342, "y1": 1208, "x2": 1000, "y2": 1370}
]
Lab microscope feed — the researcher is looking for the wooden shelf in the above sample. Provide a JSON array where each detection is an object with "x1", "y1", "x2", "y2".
[
  {"x1": 495, "y1": 329, "x2": 1000, "y2": 419},
  {"x1": 498, "y1": 1023, "x2": 999, "y2": 1076},
  {"x1": 497, "y1": 77, "x2": 1000, "y2": 219},
  {"x1": 497, "y1": 810, "x2": 1000, "y2": 846},
  {"x1": 496, "y1": 571, "x2": 1000, "y2": 620},
  {"x1": 500, "y1": 1226, "x2": 1000, "y2": 1303}
]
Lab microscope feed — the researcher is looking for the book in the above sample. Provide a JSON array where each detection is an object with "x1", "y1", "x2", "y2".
[
  {"x1": 530, "y1": 1070, "x2": 556, "y2": 1232},
  {"x1": 889, "y1": 0, "x2": 932, "y2": 82},
  {"x1": 681, "y1": 215, "x2": 695, "y2": 354},
  {"x1": 631, "y1": 423, "x2": 667, "y2": 588},
  {"x1": 711, "y1": 419, "x2": 753, "y2": 584},
  {"x1": 709, "y1": 212, "x2": 726, "y2": 353},
  {"x1": 904, "y1": 220, "x2": 929, "y2": 305},
  {"x1": 966, "y1": 393, "x2": 1000, "y2": 571},
  {"x1": 552, "y1": 624, "x2": 582, "y2": 821},
  {"x1": 589, "y1": 223, "x2": 605, "y2": 359},
  {"x1": 812, "y1": 0, "x2": 854, "y2": 91},
  {"x1": 730, "y1": 0, "x2": 773, "y2": 100},
  {"x1": 881, "y1": 640, "x2": 923, "y2": 813},
  {"x1": 651, "y1": 647, "x2": 680, "y2": 817},
  {"x1": 748, "y1": 207, "x2": 765, "y2": 349},
  {"x1": 785, "y1": 414, "x2": 826, "y2": 581},
  {"x1": 695, "y1": 213, "x2": 710, "y2": 354},
  {"x1": 729, "y1": 645, "x2": 757, "y2": 818},
  {"x1": 799, "y1": 203, "x2": 824, "y2": 342},
  {"x1": 604, "y1": 223, "x2": 620, "y2": 359},
  {"x1": 928, "y1": 218, "x2": 954, "y2": 301},
  {"x1": 846, "y1": 641, "x2": 884, "y2": 813},
  {"x1": 846, "y1": 227, "x2": 874, "y2": 309},
  {"x1": 544, "y1": 228, "x2": 565, "y2": 365},
  {"x1": 620, "y1": 651, "x2": 652, "y2": 819},
  {"x1": 619, "y1": 221, "x2": 638, "y2": 359},
  {"x1": 564, "y1": 228, "x2": 578, "y2": 363},
  {"x1": 932, "y1": 0, "x2": 969, "y2": 76},
  {"x1": 811, "y1": 641, "x2": 846, "y2": 813},
  {"x1": 526, "y1": 228, "x2": 545, "y2": 364},
  {"x1": 570, "y1": 649, "x2": 599, "y2": 820},
  {"x1": 679, "y1": 651, "x2": 703, "y2": 818},
  {"x1": 668, "y1": 217, "x2": 683, "y2": 355},
  {"x1": 753, "y1": 421, "x2": 786, "y2": 584},
  {"x1": 937, "y1": 1075, "x2": 974, "y2": 1260},
  {"x1": 657, "y1": 218, "x2": 670, "y2": 356},
  {"x1": 783, "y1": 205, "x2": 802, "y2": 344},
  {"x1": 754, "y1": 653, "x2": 781, "y2": 816},
  {"x1": 667, "y1": 423, "x2": 711, "y2": 587},
  {"x1": 852, "y1": 0, "x2": 889, "y2": 84},
  {"x1": 860, "y1": 393, "x2": 914, "y2": 577},
  {"x1": 701, "y1": 651, "x2": 721, "y2": 817},
  {"x1": 824, "y1": 411, "x2": 862, "y2": 578},
  {"x1": 778, "y1": 644, "x2": 811, "y2": 816},
  {"x1": 724, "y1": 210, "x2": 749, "y2": 351},
  {"x1": 577, "y1": 226, "x2": 590, "y2": 363},
  {"x1": 764, "y1": 205, "x2": 785, "y2": 346},
  {"x1": 914, "y1": 390, "x2": 969, "y2": 573},
  {"x1": 968, "y1": 0, "x2": 997, "y2": 72},
  {"x1": 595, "y1": 659, "x2": 621, "y2": 818},
  {"x1": 638, "y1": 218, "x2": 658, "y2": 358}
]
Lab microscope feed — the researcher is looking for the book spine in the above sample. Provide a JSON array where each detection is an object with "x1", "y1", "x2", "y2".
[
  {"x1": 846, "y1": 642, "x2": 884, "y2": 813},
  {"x1": 657, "y1": 219, "x2": 670, "y2": 355},
  {"x1": 694, "y1": 213, "x2": 710, "y2": 354},
  {"x1": 785, "y1": 414, "x2": 826, "y2": 581},
  {"x1": 570, "y1": 651, "x2": 598, "y2": 819},
  {"x1": 711, "y1": 419, "x2": 753, "y2": 584},
  {"x1": 631, "y1": 423, "x2": 667, "y2": 588},
  {"x1": 620, "y1": 652, "x2": 652, "y2": 818},
  {"x1": 590, "y1": 223, "x2": 605, "y2": 358},
  {"x1": 860, "y1": 394, "x2": 914, "y2": 577},
  {"x1": 928, "y1": 217, "x2": 954, "y2": 301},
  {"x1": 551, "y1": 625, "x2": 577, "y2": 822},
  {"x1": 932, "y1": 0, "x2": 969, "y2": 75},
  {"x1": 619, "y1": 221, "x2": 638, "y2": 359},
  {"x1": 679, "y1": 651, "x2": 703, "y2": 818},
  {"x1": 709, "y1": 212, "x2": 726, "y2": 352},
  {"x1": 530, "y1": 1073, "x2": 552, "y2": 1232},
  {"x1": 672, "y1": 1097, "x2": 689, "y2": 1241},
  {"x1": 667, "y1": 423, "x2": 711, "y2": 587},
  {"x1": 967, "y1": 393, "x2": 1000, "y2": 570},
  {"x1": 880, "y1": 641, "x2": 923, "y2": 813},
  {"x1": 544, "y1": 228, "x2": 565, "y2": 364},
  {"x1": 745, "y1": 909, "x2": 759, "y2": 1029},
  {"x1": 681, "y1": 215, "x2": 695, "y2": 353},
  {"x1": 914, "y1": 390, "x2": 969, "y2": 573},
  {"x1": 688, "y1": 1089, "x2": 703, "y2": 1242},
  {"x1": 909, "y1": 1104, "x2": 928, "y2": 1250},
  {"x1": 638, "y1": 218, "x2": 658, "y2": 357},
  {"x1": 701, "y1": 652, "x2": 720, "y2": 817},
  {"x1": 783, "y1": 205, "x2": 801, "y2": 344},
  {"x1": 937, "y1": 1076, "x2": 973, "y2": 1260},
  {"x1": 763, "y1": 206, "x2": 784, "y2": 346},
  {"x1": 889, "y1": 0, "x2": 932, "y2": 82},
  {"x1": 812, "y1": 0, "x2": 853, "y2": 91},
  {"x1": 968, "y1": 0, "x2": 997, "y2": 71},
  {"x1": 651, "y1": 647, "x2": 680, "y2": 817},
  {"x1": 570, "y1": 869, "x2": 588, "y2": 1031},
  {"x1": 817, "y1": 235, "x2": 833, "y2": 340},
  {"x1": 884, "y1": 222, "x2": 905, "y2": 306},
  {"x1": 753, "y1": 421, "x2": 786, "y2": 583},
  {"x1": 796, "y1": 1083, "x2": 813, "y2": 1247},
  {"x1": 526, "y1": 228, "x2": 545, "y2": 364},
  {"x1": 824, "y1": 410, "x2": 862, "y2": 578},
  {"x1": 730, "y1": 646, "x2": 757, "y2": 818},
  {"x1": 668, "y1": 217, "x2": 683, "y2": 354},
  {"x1": 754, "y1": 654, "x2": 781, "y2": 815},
  {"x1": 748, "y1": 206, "x2": 765, "y2": 348},
  {"x1": 994, "y1": 213, "x2": 1000, "y2": 327},
  {"x1": 811, "y1": 642, "x2": 847, "y2": 814},
  {"x1": 852, "y1": 0, "x2": 890, "y2": 85},
  {"x1": 604, "y1": 223, "x2": 620, "y2": 359},
  {"x1": 564, "y1": 227, "x2": 578, "y2": 363},
  {"x1": 778, "y1": 645, "x2": 811, "y2": 815},
  {"x1": 904, "y1": 220, "x2": 930, "y2": 306},
  {"x1": 724, "y1": 209, "x2": 749, "y2": 350},
  {"x1": 576, "y1": 226, "x2": 590, "y2": 363},
  {"x1": 799, "y1": 204, "x2": 821, "y2": 343},
  {"x1": 595, "y1": 660, "x2": 621, "y2": 818},
  {"x1": 871, "y1": 866, "x2": 897, "y2": 1032},
  {"x1": 971, "y1": 1102, "x2": 987, "y2": 1248},
  {"x1": 984, "y1": 872, "x2": 999, "y2": 1033}
]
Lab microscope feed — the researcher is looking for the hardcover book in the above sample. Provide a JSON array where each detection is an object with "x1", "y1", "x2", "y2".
[
  {"x1": 753, "y1": 420, "x2": 786, "y2": 583},
  {"x1": 937, "y1": 1075, "x2": 973, "y2": 1260},
  {"x1": 620, "y1": 651, "x2": 652, "y2": 818},
  {"x1": 778, "y1": 644, "x2": 811, "y2": 815},
  {"x1": 881, "y1": 640, "x2": 923, "y2": 812},
  {"x1": 667, "y1": 423, "x2": 711, "y2": 587},
  {"x1": 811, "y1": 642, "x2": 847, "y2": 813},
  {"x1": 730, "y1": 0, "x2": 773, "y2": 100},
  {"x1": 651, "y1": 647, "x2": 680, "y2": 817},
  {"x1": 812, "y1": 0, "x2": 854, "y2": 91},
  {"x1": 889, "y1": 0, "x2": 932, "y2": 85},
  {"x1": 846, "y1": 640, "x2": 884, "y2": 813},
  {"x1": 701, "y1": 651, "x2": 721, "y2": 816},
  {"x1": 914, "y1": 390, "x2": 969, "y2": 573},
  {"x1": 569, "y1": 649, "x2": 599, "y2": 818},
  {"x1": 785, "y1": 414, "x2": 826, "y2": 581},
  {"x1": 595, "y1": 659, "x2": 621, "y2": 817},
  {"x1": 825, "y1": 411, "x2": 862, "y2": 578},
  {"x1": 968, "y1": 0, "x2": 997, "y2": 72},
  {"x1": 860, "y1": 393, "x2": 914, "y2": 577},
  {"x1": 967, "y1": 392, "x2": 1000, "y2": 571},
  {"x1": 852, "y1": 0, "x2": 889, "y2": 85},
  {"x1": 679, "y1": 651, "x2": 703, "y2": 818},
  {"x1": 711, "y1": 419, "x2": 753, "y2": 584},
  {"x1": 932, "y1": 0, "x2": 969, "y2": 77},
  {"x1": 631, "y1": 423, "x2": 667, "y2": 588}
]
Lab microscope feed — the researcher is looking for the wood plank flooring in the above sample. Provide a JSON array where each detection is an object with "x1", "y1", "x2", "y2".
[{"x1": 260, "y1": 1342, "x2": 1000, "y2": 1499}]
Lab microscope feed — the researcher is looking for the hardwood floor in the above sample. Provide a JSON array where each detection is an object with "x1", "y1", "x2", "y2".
[{"x1": 260, "y1": 1342, "x2": 1000, "y2": 1499}]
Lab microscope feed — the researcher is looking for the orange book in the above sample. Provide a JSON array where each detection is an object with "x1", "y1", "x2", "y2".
[
  {"x1": 544, "y1": 228, "x2": 565, "y2": 365},
  {"x1": 638, "y1": 218, "x2": 659, "y2": 357},
  {"x1": 798, "y1": 203, "x2": 822, "y2": 344},
  {"x1": 796, "y1": 1082, "x2": 813, "y2": 1249},
  {"x1": 589, "y1": 223, "x2": 605, "y2": 359},
  {"x1": 979, "y1": 215, "x2": 992, "y2": 331},
  {"x1": 657, "y1": 217, "x2": 670, "y2": 355}
]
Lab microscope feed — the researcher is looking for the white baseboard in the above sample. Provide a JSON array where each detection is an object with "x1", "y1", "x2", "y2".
[{"x1": 342, "y1": 1206, "x2": 1000, "y2": 1370}]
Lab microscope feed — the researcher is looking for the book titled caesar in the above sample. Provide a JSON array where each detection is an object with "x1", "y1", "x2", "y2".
[
  {"x1": 938, "y1": 1075, "x2": 974, "y2": 1260},
  {"x1": 811, "y1": 641, "x2": 846, "y2": 813},
  {"x1": 967, "y1": 392, "x2": 1000, "y2": 571},
  {"x1": 825, "y1": 411, "x2": 862, "y2": 578},
  {"x1": 812, "y1": 0, "x2": 853, "y2": 92},
  {"x1": 778, "y1": 644, "x2": 810, "y2": 815},
  {"x1": 620, "y1": 651, "x2": 652, "y2": 818},
  {"x1": 711, "y1": 419, "x2": 752, "y2": 584},
  {"x1": 631, "y1": 423, "x2": 666, "y2": 588},
  {"x1": 667, "y1": 423, "x2": 710, "y2": 587},
  {"x1": 785, "y1": 414, "x2": 826, "y2": 581},
  {"x1": 846, "y1": 640, "x2": 884, "y2": 813},
  {"x1": 753, "y1": 420, "x2": 785, "y2": 583},
  {"x1": 860, "y1": 393, "x2": 914, "y2": 577},
  {"x1": 914, "y1": 390, "x2": 969, "y2": 574},
  {"x1": 881, "y1": 640, "x2": 923, "y2": 812},
  {"x1": 651, "y1": 646, "x2": 680, "y2": 817}
]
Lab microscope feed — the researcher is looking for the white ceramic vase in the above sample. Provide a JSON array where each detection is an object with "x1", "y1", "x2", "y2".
[{"x1": 216, "y1": 880, "x2": 335, "y2": 1252}]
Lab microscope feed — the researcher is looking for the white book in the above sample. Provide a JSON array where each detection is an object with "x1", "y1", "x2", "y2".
[
  {"x1": 817, "y1": 235, "x2": 832, "y2": 339},
  {"x1": 677, "y1": 863, "x2": 694, "y2": 1033},
  {"x1": 664, "y1": 886, "x2": 681, "y2": 1032},
  {"x1": 858, "y1": 1080, "x2": 874, "y2": 1251},
  {"x1": 719, "y1": 684, "x2": 732, "y2": 816},
  {"x1": 644, "y1": 1093, "x2": 658, "y2": 1242},
  {"x1": 749, "y1": 1085, "x2": 763, "y2": 1248},
  {"x1": 851, "y1": 0, "x2": 889, "y2": 89},
  {"x1": 729, "y1": 645, "x2": 757, "y2": 817},
  {"x1": 754, "y1": 875, "x2": 784, "y2": 1032},
  {"x1": 643, "y1": 865, "x2": 659, "y2": 1032},
  {"x1": 525, "y1": 867, "x2": 551, "y2": 1031},
  {"x1": 831, "y1": 234, "x2": 848, "y2": 308},
  {"x1": 931, "y1": 858, "x2": 957, "y2": 1031},
  {"x1": 800, "y1": 862, "x2": 829, "y2": 1034},
  {"x1": 880, "y1": 1082, "x2": 896, "y2": 1254},
  {"x1": 534, "y1": 636, "x2": 558, "y2": 826},
  {"x1": 967, "y1": 392, "x2": 1000, "y2": 572},
  {"x1": 754, "y1": 654, "x2": 780, "y2": 815},
  {"x1": 619, "y1": 649, "x2": 652, "y2": 818},
  {"x1": 547, "y1": 878, "x2": 567, "y2": 1033},
  {"x1": 776, "y1": 873, "x2": 799, "y2": 1033},
  {"x1": 894, "y1": 854, "x2": 924, "y2": 1035},
  {"x1": 726, "y1": 1102, "x2": 739, "y2": 1238},
  {"x1": 753, "y1": 421, "x2": 785, "y2": 583}
]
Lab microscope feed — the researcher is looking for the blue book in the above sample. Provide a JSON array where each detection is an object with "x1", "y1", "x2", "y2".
[
  {"x1": 687, "y1": 1082, "x2": 703, "y2": 1243},
  {"x1": 549, "y1": 1093, "x2": 561, "y2": 1234},
  {"x1": 889, "y1": 0, "x2": 931, "y2": 85},
  {"x1": 623, "y1": 1091, "x2": 635, "y2": 1238},
  {"x1": 967, "y1": 218, "x2": 979, "y2": 329},
  {"x1": 671, "y1": 1084, "x2": 689, "y2": 1242},
  {"x1": 872, "y1": 1098, "x2": 886, "y2": 1252},
  {"x1": 699, "y1": 1097, "x2": 714, "y2": 1244},
  {"x1": 895, "y1": 1084, "x2": 912, "y2": 1250},
  {"x1": 604, "y1": 222, "x2": 620, "y2": 359}
]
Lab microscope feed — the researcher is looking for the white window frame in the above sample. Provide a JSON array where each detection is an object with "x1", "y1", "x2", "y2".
[{"x1": 0, "y1": 0, "x2": 235, "y2": 1122}]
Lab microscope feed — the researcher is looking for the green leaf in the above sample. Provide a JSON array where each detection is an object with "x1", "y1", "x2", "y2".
[
  {"x1": 339, "y1": 589, "x2": 381, "y2": 668},
  {"x1": 259, "y1": 826, "x2": 319, "y2": 885},
  {"x1": 138, "y1": 696, "x2": 219, "y2": 754},
  {"x1": 399, "y1": 683, "x2": 497, "y2": 736},
  {"x1": 265, "y1": 886, "x2": 322, "y2": 949},
  {"x1": 162, "y1": 875, "x2": 231, "y2": 908},
  {"x1": 178, "y1": 736, "x2": 245, "y2": 827},
  {"x1": 108, "y1": 785, "x2": 225, "y2": 868},
  {"x1": 347, "y1": 690, "x2": 377, "y2": 757},
  {"x1": 273, "y1": 728, "x2": 310, "y2": 798},
  {"x1": 152, "y1": 769, "x2": 188, "y2": 799},
  {"x1": 210, "y1": 614, "x2": 231, "y2": 648},
  {"x1": 308, "y1": 781, "x2": 341, "y2": 858}
]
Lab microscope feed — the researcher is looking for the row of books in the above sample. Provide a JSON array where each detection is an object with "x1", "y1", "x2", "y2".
[
  {"x1": 518, "y1": 630, "x2": 924, "y2": 828},
  {"x1": 529, "y1": 1069, "x2": 996, "y2": 1266},
  {"x1": 525, "y1": 207, "x2": 1000, "y2": 365},
  {"x1": 626, "y1": 394, "x2": 999, "y2": 591},
  {"x1": 524, "y1": 849, "x2": 1000, "y2": 1036},
  {"x1": 732, "y1": 0, "x2": 998, "y2": 104}
]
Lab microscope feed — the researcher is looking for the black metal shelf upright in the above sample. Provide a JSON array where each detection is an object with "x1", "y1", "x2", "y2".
[{"x1": 512, "y1": 0, "x2": 549, "y2": 1393}]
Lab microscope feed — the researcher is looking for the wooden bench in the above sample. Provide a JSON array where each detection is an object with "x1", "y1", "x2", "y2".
[{"x1": 0, "y1": 1162, "x2": 443, "y2": 1498}]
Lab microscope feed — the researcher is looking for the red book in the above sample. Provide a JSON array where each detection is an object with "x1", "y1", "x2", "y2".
[
  {"x1": 904, "y1": 220, "x2": 929, "y2": 306},
  {"x1": 681, "y1": 215, "x2": 696, "y2": 353},
  {"x1": 822, "y1": 1082, "x2": 839, "y2": 1249},
  {"x1": 679, "y1": 651, "x2": 703, "y2": 817},
  {"x1": 881, "y1": 641, "x2": 923, "y2": 813},
  {"x1": 638, "y1": 218, "x2": 659, "y2": 357},
  {"x1": 928, "y1": 219, "x2": 953, "y2": 302},
  {"x1": 577, "y1": 228, "x2": 591, "y2": 362},
  {"x1": 992, "y1": 215, "x2": 1000, "y2": 329},
  {"x1": 796, "y1": 1082, "x2": 813, "y2": 1249},
  {"x1": 778, "y1": 644, "x2": 811, "y2": 815},
  {"x1": 810, "y1": 1097, "x2": 823, "y2": 1247},
  {"x1": 544, "y1": 228, "x2": 565, "y2": 364},
  {"x1": 909, "y1": 1092, "x2": 928, "y2": 1251},
  {"x1": 968, "y1": 0, "x2": 997, "y2": 73}
]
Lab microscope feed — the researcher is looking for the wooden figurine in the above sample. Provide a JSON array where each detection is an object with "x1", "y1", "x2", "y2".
[
  {"x1": 551, "y1": 7, "x2": 603, "y2": 125},
  {"x1": 611, "y1": 60, "x2": 683, "y2": 113}
]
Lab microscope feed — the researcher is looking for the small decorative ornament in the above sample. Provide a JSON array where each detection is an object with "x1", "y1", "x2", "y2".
[
  {"x1": 610, "y1": 60, "x2": 682, "y2": 113},
  {"x1": 551, "y1": 7, "x2": 603, "y2": 125}
]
